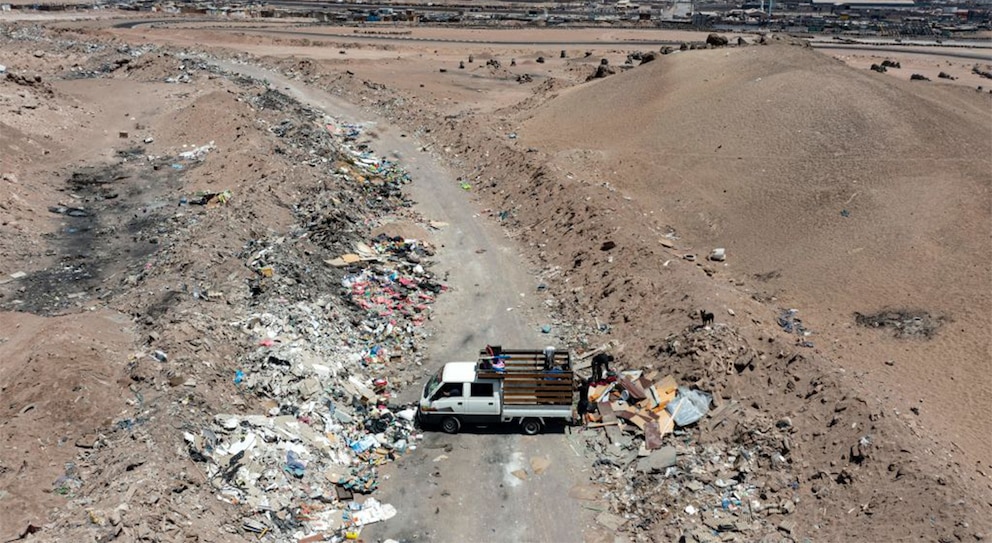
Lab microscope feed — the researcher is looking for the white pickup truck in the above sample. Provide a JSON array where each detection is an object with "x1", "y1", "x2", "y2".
[{"x1": 417, "y1": 347, "x2": 576, "y2": 435}]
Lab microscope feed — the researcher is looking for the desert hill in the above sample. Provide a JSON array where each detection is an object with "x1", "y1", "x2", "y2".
[{"x1": 517, "y1": 43, "x2": 992, "y2": 462}]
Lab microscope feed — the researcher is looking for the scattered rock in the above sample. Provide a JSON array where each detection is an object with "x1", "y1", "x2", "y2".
[
  {"x1": 706, "y1": 34, "x2": 729, "y2": 47},
  {"x1": 596, "y1": 511, "x2": 627, "y2": 531},
  {"x1": 635, "y1": 446, "x2": 676, "y2": 473},
  {"x1": 588, "y1": 64, "x2": 616, "y2": 81}
]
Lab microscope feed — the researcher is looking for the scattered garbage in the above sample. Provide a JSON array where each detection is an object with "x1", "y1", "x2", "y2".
[
  {"x1": 854, "y1": 309, "x2": 943, "y2": 339},
  {"x1": 708, "y1": 247, "x2": 726, "y2": 261},
  {"x1": 178, "y1": 141, "x2": 215, "y2": 161},
  {"x1": 285, "y1": 450, "x2": 306, "y2": 478},
  {"x1": 48, "y1": 205, "x2": 89, "y2": 217},
  {"x1": 575, "y1": 324, "x2": 802, "y2": 541},
  {"x1": 778, "y1": 308, "x2": 814, "y2": 346},
  {"x1": 187, "y1": 189, "x2": 232, "y2": 206},
  {"x1": 173, "y1": 115, "x2": 441, "y2": 542},
  {"x1": 52, "y1": 462, "x2": 82, "y2": 496}
]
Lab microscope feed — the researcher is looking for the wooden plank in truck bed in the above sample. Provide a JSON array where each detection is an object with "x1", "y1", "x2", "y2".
[
  {"x1": 504, "y1": 394, "x2": 573, "y2": 401},
  {"x1": 478, "y1": 349, "x2": 572, "y2": 368},
  {"x1": 477, "y1": 371, "x2": 574, "y2": 380},
  {"x1": 495, "y1": 371, "x2": 572, "y2": 383},
  {"x1": 504, "y1": 399, "x2": 572, "y2": 406},
  {"x1": 476, "y1": 348, "x2": 575, "y2": 405}
]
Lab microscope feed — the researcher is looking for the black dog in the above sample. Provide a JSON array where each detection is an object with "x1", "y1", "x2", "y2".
[{"x1": 700, "y1": 309, "x2": 714, "y2": 327}]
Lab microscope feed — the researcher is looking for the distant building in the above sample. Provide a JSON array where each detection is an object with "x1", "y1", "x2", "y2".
[
  {"x1": 811, "y1": 0, "x2": 915, "y2": 10},
  {"x1": 615, "y1": 0, "x2": 639, "y2": 12}
]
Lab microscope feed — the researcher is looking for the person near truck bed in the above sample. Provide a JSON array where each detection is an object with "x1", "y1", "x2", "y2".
[{"x1": 591, "y1": 352, "x2": 614, "y2": 382}]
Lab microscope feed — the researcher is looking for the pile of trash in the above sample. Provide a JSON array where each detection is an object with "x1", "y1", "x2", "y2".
[
  {"x1": 583, "y1": 370, "x2": 712, "y2": 451},
  {"x1": 178, "y1": 91, "x2": 444, "y2": 541},
  {"x1": 590, "y1": 419, "x2": 801, "y2": 543},
  {"x1": 185, "y1": 367, "x2": 417, "y2": 541},
  {"x1": 578, "y1": 328, "x2": 801, "y2": 541},
  {"x1": 187, "y1": 217, "x2": 435, "y2": 539},
  {"x1": 334, "y1": 236, "x2": 444, "y2": 329}
]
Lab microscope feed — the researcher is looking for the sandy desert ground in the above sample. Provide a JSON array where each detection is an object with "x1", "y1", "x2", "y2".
[{"x1": 1, "y1": 11, "x2": 990, "y2": 543}]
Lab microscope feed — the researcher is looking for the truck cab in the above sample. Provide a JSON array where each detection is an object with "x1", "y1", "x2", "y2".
[{"x1": 418, "y1": 348, "x2": 575, "y2": 435}]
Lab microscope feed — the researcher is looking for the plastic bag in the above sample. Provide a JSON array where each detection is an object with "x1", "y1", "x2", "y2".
[{"x1": 666, "y1": 387, "x2": 712, "y2": 426}]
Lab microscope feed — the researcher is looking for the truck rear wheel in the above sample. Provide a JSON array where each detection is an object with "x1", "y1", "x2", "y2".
[
  {"x1": 441, "y1": 416, "x2": 461, "y2": 434},
  {"x1": 520, "y1": 418, "x2": 542, "y2": 436}
]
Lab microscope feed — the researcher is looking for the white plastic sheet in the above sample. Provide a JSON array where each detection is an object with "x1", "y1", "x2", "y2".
[{"x1": 666, "y1": 387, "x2": 712, "y2": 426}]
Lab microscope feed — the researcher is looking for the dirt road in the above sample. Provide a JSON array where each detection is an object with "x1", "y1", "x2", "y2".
[{"x1": 215, "y1": 60, "x2": 596, "y2": 542}]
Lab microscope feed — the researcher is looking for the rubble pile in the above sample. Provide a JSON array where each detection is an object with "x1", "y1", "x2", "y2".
[
  {"x1": 590, "y1": 413, "x2": 801, "y2": 542},
  {"x1": 577, "y1": 326, "x2": 801, "y2": 541}
]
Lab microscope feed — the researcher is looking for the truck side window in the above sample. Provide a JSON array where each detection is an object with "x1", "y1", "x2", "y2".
[
  {"x1": 470, "y1": 382, "x2": 494, "y2": 397},
  {"x1": 433, "y1": 382, "x2": 463, "y2": 400}
]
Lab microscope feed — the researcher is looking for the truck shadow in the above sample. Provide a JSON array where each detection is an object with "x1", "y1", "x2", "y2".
[{"x1": 418, "y1": 421, "x2": 572, "y2": 436}]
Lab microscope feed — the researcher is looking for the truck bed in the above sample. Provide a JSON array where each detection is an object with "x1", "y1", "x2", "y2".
[{"x1": 476, "y1": 348, "x2": 574, "y2": 406}]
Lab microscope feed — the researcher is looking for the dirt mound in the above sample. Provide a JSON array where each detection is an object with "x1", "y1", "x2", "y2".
[
  {"x1": 0, "y1": 310, "x2": 133, "y2": 540},
  {"x1": 516, "y1": 42, "x2": 992, "y2": 464}
]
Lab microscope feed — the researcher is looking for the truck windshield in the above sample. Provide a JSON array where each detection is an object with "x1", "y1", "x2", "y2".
[{"x1": 424, "y1": 368, "x2": 442, "y2": 399}]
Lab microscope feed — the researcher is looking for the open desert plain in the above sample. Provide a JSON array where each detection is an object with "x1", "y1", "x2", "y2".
[{"x1": 1, "y1": 5, "x2": 990, "y2": 543}]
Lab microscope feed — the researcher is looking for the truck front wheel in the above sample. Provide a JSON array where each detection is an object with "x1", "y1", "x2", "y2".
[
  {"x1": 520, "y1": 418, "x2": 542, "y2": 436},
  {"x1": 441, "y1": 416, "x2": 461, "y2": 434}
]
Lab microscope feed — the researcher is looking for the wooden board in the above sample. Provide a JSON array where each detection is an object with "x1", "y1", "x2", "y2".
[
  {"x1": 646, "y1": 375, "x2": 677, "y2": 409},
  {"x1": 644, "y1": 421, "x2": 664, "y2": 450},
  {"x1": 503, "y1": 393, "x2": 574, "y2": 400},
  {"x1": 619, "y1": 377, "x2": 645, "y2": 400},
  {"x1": 586, "y1": 421, "x2": 617, "y2": 428},
  {"x1": 656, "y1": 410, "x2": 676, "y2": 436},
  {"x1": 598, "y1": 401, "x2": 625, "y2": 445},
  {"x1": 502, "y1": 383, "x2": 573, "y2": 390},
  {"x1": 477, "y1": 371, "x2": 574, "y2": 380}
]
